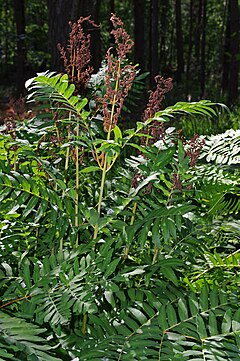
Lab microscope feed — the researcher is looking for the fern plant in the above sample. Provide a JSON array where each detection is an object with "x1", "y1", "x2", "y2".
[
  {"x1": 1, "y1": 247, "x2": 239, "y2": 360},
  {"x1": 0, "y1": 14, "x2": 239, "y2": 361}
]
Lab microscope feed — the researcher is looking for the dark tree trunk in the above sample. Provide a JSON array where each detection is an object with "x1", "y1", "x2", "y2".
[
  {"x1": 228, "y1": 0, "x2": 239, "y2": 105},
  {"x1": 89, "y1": 0, "x2": 101, "y2": 72},
  {"x1": 221, "y1": 0, "x2": 240, "y2": 104},
  {"x1": 47, "y1": 0, "x2": 74, "y2": 71},
  {"x1": 4, "y1": 0, "x2": 10, "y2": 66},
  {"x1": 221, "y1": 0, "x2": 230, "y2": 94},
  {"x1": 47, "y1": 0, "x2": 101, "y2": 73},
  {"x1": 200, "y1": 0, "x2": 207, "y2": 98},
  {"x1": 149, "y1": 0, "x2": 159, "y2": 87},
  {"x1": 71, "y1": 0, "x2": 101, "y2": 72},
  {"x1": 186, "y1": 0, "x2": 193, "y2": 96},
  {"x1": 159, "y1": 0, "x2": 169, "y2": 75},
  {"x1": 194, "y1": 0, "x2": 202, "y2": 63},
  {"x1": 134, "y1": 0, "x2": 145, "y2": 71},
  {"x1": 175, "y1": 0, "x2": 184, "y2": 81},
  {"x1": 13, "y1": 0, "x2": 26, "y2": 95},
  {"x1": 109, "y1": 0, "x2": 115, "y2": 46}
]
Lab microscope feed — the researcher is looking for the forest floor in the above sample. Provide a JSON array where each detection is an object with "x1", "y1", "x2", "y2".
[{"x1": 0, "y1": 86, "x2": 32, "y2": 125}]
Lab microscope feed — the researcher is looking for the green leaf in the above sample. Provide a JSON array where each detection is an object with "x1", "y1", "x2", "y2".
[
  {"x1": 22, "y1": 196, "x2": 39, "y2": 218},
  {"x1": 232, "y1": 309, "x2": 240, "y2": 332},
  {"x1": 200, "y1": 283, "x2": 209, "y2": 311},
  {"x1": 128, "y1": 307, "x2": 147, "y2": 324},
  {"x1": 178, "y1": 298, "x2": 188, "y2": 321},
  {"x1": 65, "y1": 83, "x2": 75, "y2": 98},
  {"x1": 161, "y1": 266, "x2": 179, "y2": 286},
  {"x1": 152, "y1": 218, "x2": 161, "y2": 247},
  {"x1": 104, "y1": 291, "x2": 115, "y2": 307},
  {"x1": 209, "y1": 310, "x2": 218, "y2": 336},
  {"x1": 167, "y1": 304, "x2": 178, "y2": 326},
  {"x1": 104, "y1": 258, "x2": 121, "y2": 278},
  {"x1": 80, "y1": 166, "x2": 100, "y2": 173},
  {"x1": 76, "y1": 98, "x2": 88, "y2": 112},
  {"x1": 196, "y1": 314, "x2": 207, "y2": 339},
  {"x1": 222, "y1": 309, "x2": 232, "y2": 334},
  {"x1": 113, "y1": 125, "x2": 122, "y2": 142}
]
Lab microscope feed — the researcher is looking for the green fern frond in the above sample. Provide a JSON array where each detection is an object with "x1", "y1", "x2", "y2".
[
  {"x1": 0, "y1": 312, "x2": 66, "y2": 361},
  {"x1": 191, "y1": 164, "x2": 240, "y2": 217},
  {"x1": 0, "y1": 171, "x2": 72, "y2": 252},
  {"x1": 26, "y1": 71, "x2": 88, "y2": 122},
  {"x1": 153, "y1": 100, "x2": 221, "y2": 123},
  {"x1": 201, "y1": 128, "x2": 240, "y2": 165},
  {"x1": 71, "y1": 284, "x2": 240, "y2": 360}
]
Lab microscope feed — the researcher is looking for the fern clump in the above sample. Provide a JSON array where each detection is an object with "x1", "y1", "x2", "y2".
[{"x1": 0, "y1": 14, "x2": 239, "y2": 361}]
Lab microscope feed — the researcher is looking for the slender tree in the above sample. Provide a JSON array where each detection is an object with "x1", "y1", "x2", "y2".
[
  {"x1": 194, "y1": 0, "x2": 202, "y2": 63},
  {"x1": 159, "y1": 0, "x2": 169, "y2": 75},
  {"x1": 200, "y1": 0, "x2": 207, "y2": 98},
  {"x1": 47, "y1": 0, "x2": 74, "y2": 71},
  {"x1": 186, "y1": 0, "x2": 193, "y2": 96},
  {"x1": 149, "y1": 0, "x2": 159, "y2": 87},
  {"x1": 70, "y1": 0, "x2": 101, "y2": 72},
  {"x1": 221, "y1": 1, "x2": 230, "y2": 95},
  {"x1": 89, "y1": 0, "x2": 101, "y2": 72},
  {"x1": 175, "y1": 0, "x2": 184, "y2": 81},
  {"x1": 221, "y1": 0, "x2": 240, "y2": 104},
  {"x1": 47, "y1": 0, "x2": 101, "y2": 73},
  {"x1": 228, "y1": 0, "x2": 239, "y2": 104},
  {"x1": 134, "y1": 0, "x2": 145, "y2": 71},
  {"x1": 13, "y1": 0, "x2": 26, "y2": 95}
]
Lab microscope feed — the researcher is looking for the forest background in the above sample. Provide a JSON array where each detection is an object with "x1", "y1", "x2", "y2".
[{"x1": 0, "y1": 0, "x2": 239, "y2": 110}]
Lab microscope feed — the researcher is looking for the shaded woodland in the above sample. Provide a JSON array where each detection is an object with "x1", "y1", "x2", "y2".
[{"x1": 0, "y1": 0, "x2": 239, "y2": 105}]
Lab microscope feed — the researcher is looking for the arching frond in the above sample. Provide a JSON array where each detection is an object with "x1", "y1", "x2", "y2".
[{"x1": 201, "y1": 128, "x2": 240, "y2": 165}]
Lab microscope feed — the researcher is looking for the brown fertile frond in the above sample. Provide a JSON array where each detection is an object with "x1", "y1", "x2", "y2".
[
  {"x1": 99, "y1": 14, "x2": 137, "y2": 132},
  {"x1": 143, "y1": 75, "x2": 173, "y2": 122},
  {"x1": 141, "y1": 76, "x2": 173, "y2": 145},
  {"x1": 184, "y1": 134, "x2": 205, "y2": 166},
  {"x1": 58, "y1": 16, "x2": 99, "y2": 92},
  {"x1": 110, "y1": 13, "x2": 134, "y2": 60}
]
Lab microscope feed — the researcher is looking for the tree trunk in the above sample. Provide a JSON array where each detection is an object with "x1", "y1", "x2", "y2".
[
  {"x1": 134, "y1": 0, "x2": 145, "y2": 71},
  {"x1": 47, "y1": 0, "x2": 74, "y2": 71},
  {"x1": 228, "y1": 0, "x2": 239, "y2": 105},
  {"x1": 200, "y1": 0, "x2": 207, "y2": 98},
  {"x1": 194, "y1": 0, "x2": 202, "y2": 63},
  {"x1": 13, "y1": 0, "x2": 26, "y2": 95},
  {"x1": 149, "y1": 0, "x2": 159, "y2": 87},
  {"x1": 221, "y1": 0, "x2": 240, "y2": 104},
  {"x1": 221, "y1": 0, "x2": 230, "y2": 94},
  {"x1": 47, "y1": 0, "x2": 101, "y2": 73},
  {"x1": 90, "y1": 0, "x2": 101, "y2": 72},
  {"x1": 71, "y1": 0, "x2": 101, "y2": 72},
  {"x1": 175, "y1": 0, "x2": 184, "y2": 81},
  {"x1": 159, "y1": 0, "x2": 169, "y2": 75},
  {"x1": 109, "y1": 0, "x2": 115, "y2": 47},
  {"x1": 186, "y1": 0, "x2": 193, "y2": 96}
]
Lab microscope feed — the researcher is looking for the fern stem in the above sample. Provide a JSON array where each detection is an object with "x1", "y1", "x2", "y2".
[
  {"x1": 13, "y1": 150, "x2": 17, "y2": 171},
  {"x1": 93, "y1": 61, "x2": 121, "y2": 240},
  {"x1": 81, "y1": 313, "x2": 87, "y2": 334},
  {"x1": 158, "y1": 331, "x2": 166, "y2": 360},
  {"x1": 75, "y1": 119, "x2": 80, "y2": 246},
  {"x1": 124, "y1": 201, "x2": 137, "y2": 258},
  {"x1": 59, "y1": 237, "x2": 63, "y2": 251},
  {"x1": 152, "y1": 246, "x2": 159, "y2": 264},
  {"x1": 64, "y1": 110, "x2": 72, "y2": 182}
]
